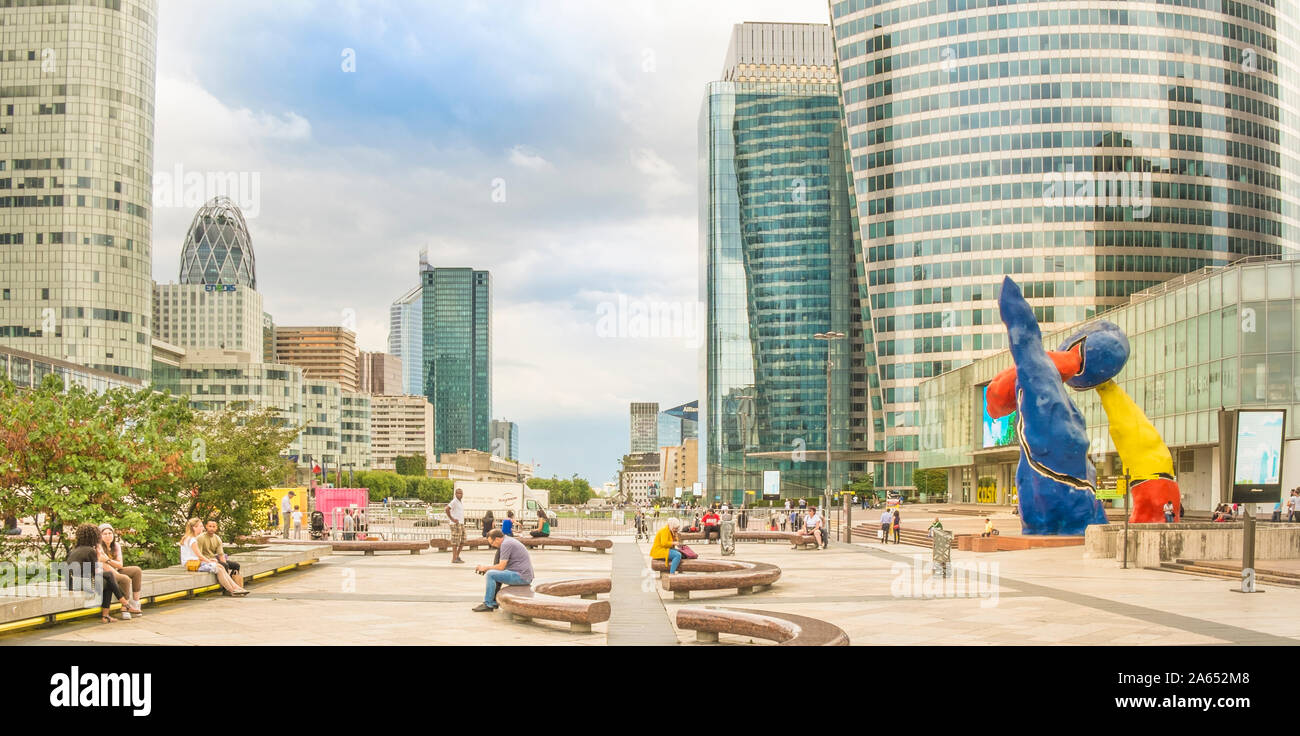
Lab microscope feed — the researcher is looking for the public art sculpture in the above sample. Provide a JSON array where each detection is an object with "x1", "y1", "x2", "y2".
[{"x1": 986, "y1": 276, "x2": 1180, "y2": 532}]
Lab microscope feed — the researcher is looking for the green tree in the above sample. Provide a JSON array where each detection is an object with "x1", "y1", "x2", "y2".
[
  {"x1": 912, "y1": 468, "x2": 948, "y2": 498},
  {"x1": 184, "y1": 404, "x2": 298, "y2": 555},
  {"x1": 844, "y1": 472, "x2": 875, "y2": 495},
  {"x1": 394, "y1": 454, "x2": 426, "y2": 476},
  {"x1": 0, "y1": 374, "x2": 201, "y2": 566}
]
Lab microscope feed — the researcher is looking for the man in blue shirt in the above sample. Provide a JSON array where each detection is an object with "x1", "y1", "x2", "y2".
[
  {"x1": 501, "y1": 510, "x2": 515, "y2": 537},
  {"x1": 473, "y1": 530, "x2": 534, "y2": 612}
]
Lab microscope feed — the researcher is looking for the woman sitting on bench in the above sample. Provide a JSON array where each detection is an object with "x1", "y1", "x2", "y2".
[
  {"x1": 180, "y1": 518, "x2": 249, "y2": 597},
  {"x1": 530, "y1": 510, "x2": 551, "y2": 538},
  {"x1": 651, "y1": 518, "x2": 684, "y2": 574}
]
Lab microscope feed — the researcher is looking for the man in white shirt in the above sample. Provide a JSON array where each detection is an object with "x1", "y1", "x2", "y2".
[
  {"x1": 445, "y1": 488, "x2": 467, "y2": 564},
  {"x1": 879, "y1": 509, "x2": 892, "y2": 543},
  {"x1": 280, "y1": 491, "x2": 296, "y2": 538}
]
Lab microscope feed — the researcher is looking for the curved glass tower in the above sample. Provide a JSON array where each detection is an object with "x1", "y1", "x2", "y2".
[
  {"x1": 179, "y1": 196, "x2": 256, "y2": 288},
  {"x1": 831, "y1": 0, "x2": 1300, "y2": 493}
]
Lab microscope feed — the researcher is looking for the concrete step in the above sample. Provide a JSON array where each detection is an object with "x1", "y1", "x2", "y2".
[
  {"x1": 1171, "y1": 559, "x2": 1300, "y2": 582},
  {"x1": 1158, "y1": 562, "x2": 1300, "y2": 587}
]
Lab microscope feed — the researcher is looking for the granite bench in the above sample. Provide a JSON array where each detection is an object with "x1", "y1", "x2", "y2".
[
  {"x1": 650, "y1": 558, "x2": 782, "y2": 599},
  {"x1": 676, "y1": 607, "x2": 849, "y2": 646},
  {"x1": 496, "y1": 578, "x2": 612, "y2": 633},
  {"x1": 270, "y1": 538, "x2": 425, "y2": 554},
  {"x1": 433, "y1": 536, "x2": 612, "y2": 553}
]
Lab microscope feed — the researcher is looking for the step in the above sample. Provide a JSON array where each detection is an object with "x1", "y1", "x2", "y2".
[
  {"x1": 1159, "y1": 563, "x2": 1300, "y2": 587},
  {"x1": 1173, "y1": 559, "x2": 1300, "y2": 581}
]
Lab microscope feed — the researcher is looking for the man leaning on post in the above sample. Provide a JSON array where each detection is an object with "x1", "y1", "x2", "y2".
[{"x1": 473, "y1": 530, "x2": 534, "y2": 612}]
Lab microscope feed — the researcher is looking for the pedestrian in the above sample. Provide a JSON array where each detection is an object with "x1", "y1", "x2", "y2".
[
  {"x1": 445, "y1": 487, "x2": 467, "y2": 564},
  {"x1": 291, "y1": 506, "x2": 304, "y2": 539},
  {"x1": 280, "y1": 490, "x2": 296, "y2": 538},
  {"x1": 342, "y1": 508, "x2": 356, "y2": 540},
  {"x1": 1272, "y1": 499, "x2": 1282, "y2": 523},
  {"x1": 502, "y1": 510, "x2": 515, "y2": 537},
  {"x1": 1163, "y1": 500, "x2": 1175, "y2": 524},
  {"x1": 891, "y1": 507, "x2": 901, "y2": 544},
  {"x1": 878, "y1": 508, "x2": 891, "y2": 543},
  {"x1": 481, "y1": 509, "x2": 495, "y2": 538},
  {"x1": 1288, "y1": 490, "x2": 1298, "y2": 522}
]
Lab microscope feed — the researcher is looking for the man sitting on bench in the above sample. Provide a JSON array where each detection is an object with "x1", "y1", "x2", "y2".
[
  {"x1": 473, "y1": 530, "x2": 534, "y2": 612},
  {"x1": 798, "y1": 506, "x2": 824, "y2": 549},
  {"x1": 701, "y1": 508, "x2": 721, "y2": 543}
]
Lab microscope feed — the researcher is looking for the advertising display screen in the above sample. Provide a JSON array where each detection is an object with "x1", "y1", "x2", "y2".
[
  {"x1": 762, "y1": 470, "x2": 780, "y2": 497},
  {"x1": 981, "y1": 385, "x2": 1017, "y2": 448},
  {"x1": 1232, "y1": 410, "x2": 1286, "y2": 503}
]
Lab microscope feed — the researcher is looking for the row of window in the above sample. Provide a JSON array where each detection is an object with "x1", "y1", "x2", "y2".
[
  {"x1": 0, "y1": 194, "x2": 147, "y2": 218},
  {"x1": 869, "y1": 280, "x2": 1167, "y2": 313},
  {"x1": 863, "y1": 153, "x2": 1278, "y2": 195},
  {"x1": 833, "y1": 5, "x2": 1276, "y2": 56},
  {"x1": 841, "y1": 30, "x2": 1276, "y2": 83},
  {"x1": 865, "y1": 202, "x2": 1282, "y2": 239}
]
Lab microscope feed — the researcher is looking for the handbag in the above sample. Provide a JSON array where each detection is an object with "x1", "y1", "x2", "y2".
[
  {"x1": 185, "y1": 559, "x2": 200, "y2": 572},
  {"x1": 877, "y1": 529, "x2": 885, "y2": 540},
  {"x1": 679, "y1": 544, "x2": 698, "y2": 560}
]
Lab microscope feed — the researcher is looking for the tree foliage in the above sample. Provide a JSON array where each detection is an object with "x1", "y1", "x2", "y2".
[
  {"x1": 393, "y1": 454, "x2": 426, "y2": 477},
  {"x1": 526, "y1": 475, "x2": 593, "y2": 505},
  {"x1": 354, "y1": 471, "x2": 451, "y2": 505},
  {"x1": 912, "y1": 468, "x2": 948, "y2": 497}
]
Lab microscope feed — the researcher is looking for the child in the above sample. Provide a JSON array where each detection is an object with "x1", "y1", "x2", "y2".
[{"x1": 291, "y1": 506, "x2": 304, "y2": 539}]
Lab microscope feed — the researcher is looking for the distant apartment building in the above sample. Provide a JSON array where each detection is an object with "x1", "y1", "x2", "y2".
[
  {"x1": 275, "y1": 326, "x2": 359, "y2": 392},
  {"x1": 358, "y1": 350, "x2": 402, "y2": 396},
  {"x1": 619, "y1": 451, "x2": 662, "y2": 505},
  {"x1": 660, "y1": 437, "x2": 699, "y2": 498},
  {"x1": 370, "y1": 394, "x2": 435, "y2": 472},
  {"x1": 630, "y1": 402, "x2": 659, "y2": 453},
  {"x1": 340, "y1": 391, "x2": 372, "y2": 471},
  {"x1": 438, "y1": 448, "x2": 525, "y2": 483}
]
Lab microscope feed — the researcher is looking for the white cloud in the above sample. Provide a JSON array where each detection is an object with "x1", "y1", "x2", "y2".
[{"x1": 507, "y1": 145, "x2": 551, "y2": 170}]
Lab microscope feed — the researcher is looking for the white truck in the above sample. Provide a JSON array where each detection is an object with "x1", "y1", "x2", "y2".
[{"x1": 452, "y1": 481, "x2": 550, "y2": 524}]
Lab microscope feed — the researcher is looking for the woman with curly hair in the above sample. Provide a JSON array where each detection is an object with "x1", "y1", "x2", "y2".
[{"x1": 66, "y1": 523, "x2": 136, "y2": 623}]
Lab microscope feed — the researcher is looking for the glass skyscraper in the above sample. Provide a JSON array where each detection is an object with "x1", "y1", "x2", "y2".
[
  {"x1": 389, "y1": 283, "x2": 422, "y2": 396},
  {"x1": 0, "y1": 1, "x2": 158, "y2": 381},
  {"x1": 422, "y1": 267, "x2": 491, "y2": 456},
  {"x1": 658, "y1": 400, "x2": 699, "y2": 448},
  {"x1": 178, "y1": 196, "x2": 256, "y2": 288},
  {"x1": 702, "y1": 23, "x2": 882, "y2": 504},
  {"x1": 831, "y1": 0, "x2": 1300, "y2": 493}
]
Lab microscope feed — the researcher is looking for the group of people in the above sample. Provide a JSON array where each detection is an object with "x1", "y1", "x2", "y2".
[
  {"x1": 879, "y1": 507, "x2": 901, "y2": 543},
  {"x1": 1271, "y1": 490, "x2": 1300, "y2": 522},
  {"x1": 67, "y1": 517, "x2": 247, "y2": 624},
  {"x1": 444, "y1": 488, "x2": 554, "y2": 566}
]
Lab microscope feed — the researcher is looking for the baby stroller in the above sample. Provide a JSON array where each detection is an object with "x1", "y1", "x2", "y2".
[{"x1": 309, "y1": 510, "x2": 326, "y2": 540}]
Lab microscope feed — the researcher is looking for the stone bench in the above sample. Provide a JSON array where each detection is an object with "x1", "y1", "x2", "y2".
[
  {"x1": 496, "y1": 578, "x2": 612, "y2": 633},
  {"x1": 269, "y1": 538, "x2": 425, "y2": 554},
  {"x1": 678, "y1": 530, "x2": 720, "y2": 542},
  {"x1": 649, "y1": 558, "x2": 781, "y2": 599},
  {"x1": 433, "y1": 536, "x2": 612, "y2": 553},
  {"x1": 676, "y1": 607, "x2": 849, "y2": 646},
  {"x1": 789, "y1": 532, "x2": 823, "y2": 549}
]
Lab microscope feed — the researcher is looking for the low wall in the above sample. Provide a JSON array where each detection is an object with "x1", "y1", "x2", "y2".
[
  {"x1": 1084, "y1": 523, "x2": 1300, "y2": 568},
  {"x1": 0, "y1": 542, "x2": 329, "y2": 628}
]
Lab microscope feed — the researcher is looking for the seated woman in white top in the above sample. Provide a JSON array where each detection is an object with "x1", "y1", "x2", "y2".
[{"x1": 180, "y1": 518, "x2": 248, "y2": 596}]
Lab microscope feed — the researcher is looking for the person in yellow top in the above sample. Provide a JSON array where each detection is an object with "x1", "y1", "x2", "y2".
[
  {"x1": 981, "y1": 518, "x2": 996, "y2": 538},
  {"x1": 651, "y1": 517, "x2": 684, "y2": 574}
]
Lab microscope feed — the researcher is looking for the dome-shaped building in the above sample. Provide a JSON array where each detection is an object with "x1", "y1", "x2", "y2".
[{"x1": 178, "y1": 196, "x2": 256, "y2": 288}]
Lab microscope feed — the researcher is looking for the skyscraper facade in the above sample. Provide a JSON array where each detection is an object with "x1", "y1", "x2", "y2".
[
  {"x1": 702, "y1": 22, "x2": 879, "y2": 504},
  {"x1": 422, "y1": 267, "x2": 491, "y2": 455},
  {"x1": 830, "y1": 0, "x2": 1300, "y2": 492},
  {"x1": 0, "y1": 1, "x2": 159, "y2": 381},
  {"x1": 388, "y1": 283, "x2": 422, "y2": 396},
  {"x1": 275, "y1": 326, "x2": 359, "y2": 392},
  {"x1": 658, "y1": 399, "x2": 699, "y2": 447},
  {"x1": 630, "y1": 401, "x2": 659, "y2": 453},
  {"x1": 491, "y1": 419, "x2": 519, "y2": 461},
  {"x1": 357, "y1": 350, "x2": 402, "y2": 396}
]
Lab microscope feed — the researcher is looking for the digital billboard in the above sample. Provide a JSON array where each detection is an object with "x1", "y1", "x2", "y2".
[
  {"x1": 1232, "y1": 409, "x2": 1286, "y2": 503},
  {"x1": 981, "y1": 385, "x2": 1016, "y2": 448},
  {"x1": 762, "y1": 470, "x2": 780, "y2": 497}
]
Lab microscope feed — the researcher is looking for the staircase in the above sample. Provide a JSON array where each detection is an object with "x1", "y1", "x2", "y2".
[
  {"x1": 851, "y1": 523, "x2": 935, "y2": 548},
  {"x1": 1158, "y1": 559, "x2": 1300, "y2": 587}
]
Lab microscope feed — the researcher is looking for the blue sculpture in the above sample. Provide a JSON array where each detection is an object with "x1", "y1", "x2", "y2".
[{"x1": 999, "y1": 277, "x2": 1108, "y2": 535}]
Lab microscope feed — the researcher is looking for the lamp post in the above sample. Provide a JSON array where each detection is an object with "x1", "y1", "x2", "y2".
[{"x1": 814, "y1": 331, "x2": 846, "y2": 537}]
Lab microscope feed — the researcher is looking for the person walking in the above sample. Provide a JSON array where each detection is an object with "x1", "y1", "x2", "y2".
[
  {"x1": 481, "y1": 510, "x2": 495, "y2": 538},
  {"x1": 891, "y1": 507, "x2": 901, "y2": 544},
  {"x1": 446, "y1": 488, "x2": 467, "y2": 564},
  {"x1": 878, "y1": 508, "x2": 892, "y2": 543}
]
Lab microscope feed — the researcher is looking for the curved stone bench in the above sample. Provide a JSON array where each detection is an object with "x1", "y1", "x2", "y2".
[
  {"x1": 649, "y1": 558, "x2": 781, "y2": 600},
  {"x1": 432, "y1": 536, "x2": 612, "y2": 553},
  {"x1": 676, "y1": 607, "x2": 849, "y2": 646},
  {"x1": 496, "y1": 578, "x2": 612, "y2": 633},
  {"x1": 789, "y1": 532, "x2": 823, "y2": 550},
  {"x1": 325, "y1": 540, "x2": 426, "y2": 555}
]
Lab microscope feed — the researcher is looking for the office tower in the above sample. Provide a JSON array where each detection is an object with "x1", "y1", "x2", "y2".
[
  {"x1": 340, "y1": 390, "x2": 372, "y2": 473},
  {"x1": 262, "y1": 313, "x2": 276, "y2": 364},
  {"x1": 422, "y1": 267, "x2": 491, "y2": 455},
  {"x1": 0, "y1": 1, "x2": 159, "y2": 380},
  {"x1": 370, "y1": 394, "x2": 435, "y2": 473},
  {"x1": 177, "y1": 196, "x2": 256, "y2": 287},
  {"x1": 630, "y1": 402, "x2": 660, "y2": 453},
  {"x1": 658, "y1": 400, "x2": 699, "y2": 447},
  {"x1": 702, "y1": 22, "x2": 878, "y2": 504},
  {"x1": 275, "y1": 326, "x2": 359, "y2": 392},
  {"x1": 619, "y1": 451, "x2": 663, "y2": 505},
  {"x1": 660, "y1": 437, "x2": 699, "y2": 497},
  {"x1": 491, "y1": 419, "x2": 519, "y2": 461},
  {"x1": 154, "y1": 199, "x2": 263, "y2": 359},
  {"x1": 301, "y1": 378, "x2": 342, "y2": 471},
  {"x1": 389, "y1": 283, "x2": 422, "y2": 396},
  {"x1": 831, "y1": 1, "x2": 1300, "y2": 493},
  {"x1": 357, "y1": 350, "x2": 402, "y2": 396}
]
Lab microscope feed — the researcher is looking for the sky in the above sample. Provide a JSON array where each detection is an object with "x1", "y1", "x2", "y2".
[{"x1": 152, "y1": 0, "x2": 829, "y2": 486}]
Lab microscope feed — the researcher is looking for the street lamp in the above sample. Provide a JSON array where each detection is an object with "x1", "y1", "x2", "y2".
[{"x1": 814, "y1": 331, "x2": 846, "y2": 538}]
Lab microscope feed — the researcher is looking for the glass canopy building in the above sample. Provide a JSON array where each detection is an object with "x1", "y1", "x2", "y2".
[
  {"x1": 831, "y1": 0, "x2": 1300, "y2": 493},
  {"x1": 178, "y1": 196, "x2": 256, "y2": 288},
  {"x1": 422, "y1": 267, "x2": 491, "y2": 455},
  {"x1": 702, "y1": 22, "x2": 883, "y2": 504}
]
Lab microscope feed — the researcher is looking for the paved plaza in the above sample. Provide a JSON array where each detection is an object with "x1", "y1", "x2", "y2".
[{"x1": 4, "y1": 510, "x2": 1298, "y2": 646}]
